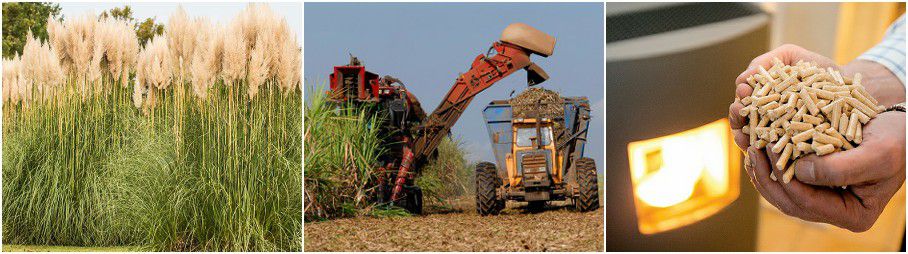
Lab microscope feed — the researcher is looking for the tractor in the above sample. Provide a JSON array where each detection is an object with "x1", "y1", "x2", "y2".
[
  {"x1": 327, "y1": 23, "x2": 556, "y2": 214},
  {"x1": 477, "y1": 97, "x2": 599, "y2": 214}
]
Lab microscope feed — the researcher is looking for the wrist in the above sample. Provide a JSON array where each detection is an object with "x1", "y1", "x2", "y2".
[
  {"x1": 881, "y1": 110, "x2": 906, "y2": 117},
  {"x1": 886, "y1": 102, "x2": 906, "y2": 113},
  {"x1": 844, "y1": 60, "x2": 905, "y2": 107}
]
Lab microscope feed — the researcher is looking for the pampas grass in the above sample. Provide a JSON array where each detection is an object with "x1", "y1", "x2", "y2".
[
  {"x1": 276, "y1": 36, "x2": 301, "y2": 93},
  {"x1": 189, "y1": 19, "x2": 222, "y2": 99},
  {"x1": 219, "y1": 3, "x2": 298, "y2": 95},
  {"x1": 2, "y1": 56, "x2": 24, "y2": 106},
  {"x1": 44, "y1": 12, "x2": 138, "y2": 98},
  {"x1": 4, "y1": 3, "x2": 301, "y2": 251},
  {"x1": 49, "y1": 13, "x2": 98, "y2": 95},
  {"x1": 134, "y1": 35, "x2": 173, "y2": 113},
  {"x1": 221, "y1": 20, "x2": 247, "y2": 83},
  {"x1": 246, "y1": 36, "x2": 270, "y2": 98},
  {"x1": 3, "y1": 25, "x2": 139, "y2": 246},
  {"x1": 95, "y1": 17, "x2": 139, "y2": 86},
  {"x1": 21, "y1": 31, "x2": 64, "y2": 92}
]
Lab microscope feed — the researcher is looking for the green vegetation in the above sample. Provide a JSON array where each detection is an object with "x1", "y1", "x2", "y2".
[
  {"x1": 3, "y1": 80, "x2": 142, "y2": 246},
  {"x1": 304, "y1": 84, "x2": 385, "y2": 220},
  {"x1": 599, "y1": 172, "x2": 605, "y2": 207},
  {"x1": 134, "y1": 18, "x2": 164, "y2": 46},
  {"x1": 417, "y1": 138, "x2": 474, "y2": 205},
  {"x1": 1, "y1": 2, "x2": 61, "y2": 58},
  {"x1": 3, "y1": 244, "x2": 136, "y2": 252},
  {"x1": 127, "y1": 82, "x2": 302, "y2": 251},
  {"x1": 303, "y1": 84, "x2": 472, "y2": 220},
  {"x1": 3, "y1": 4, "x2": 301, "y2": 251},
  {"x1": 2, "y1": 3, "x2": 163, "y2": 58},
  {"x1": 3, "y1": 73, "x2": 302, "y2": 252}
]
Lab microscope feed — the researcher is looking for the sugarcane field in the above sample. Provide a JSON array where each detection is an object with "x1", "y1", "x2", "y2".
[{"x1": 303, "y1": 3, "x2": 604, "y2": 251}]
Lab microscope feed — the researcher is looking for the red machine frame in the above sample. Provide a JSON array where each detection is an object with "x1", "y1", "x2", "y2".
[{"x1": 326, "y1": 23, "x2": 554, "y2": 213}]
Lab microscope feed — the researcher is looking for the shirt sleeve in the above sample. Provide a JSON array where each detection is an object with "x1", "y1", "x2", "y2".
[{"x1": 857, "y1": 14, "x2": 906, "y2": 86}]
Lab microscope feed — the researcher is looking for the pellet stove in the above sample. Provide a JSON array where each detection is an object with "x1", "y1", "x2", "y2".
[{"x1": 606, "y1": 2, "x2": 770, "y2": 251}]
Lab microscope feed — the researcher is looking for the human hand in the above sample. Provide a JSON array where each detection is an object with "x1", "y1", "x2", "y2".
[
  {"x1": 729, "y1": 44, "x2": 840, "y2": 152},
  {"x1": 843, "y1": 60, "x2": 906, "y2": 108},
  {"x1": 744, "y1": 111, "x2": 906, "y2": 232}
]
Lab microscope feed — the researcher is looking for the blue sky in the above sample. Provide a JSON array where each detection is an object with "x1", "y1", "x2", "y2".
[
  {"x1": 304, "y1": 3, "x2": 604, "y2": 167},
  {"x1": 58, "y1": 2, "x2": 301, "y2": 43}
]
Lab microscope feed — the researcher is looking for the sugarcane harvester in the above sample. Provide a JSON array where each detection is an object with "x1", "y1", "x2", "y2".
[{"x1": 328, "y1": 23, "x2": 555, "y2": 213}]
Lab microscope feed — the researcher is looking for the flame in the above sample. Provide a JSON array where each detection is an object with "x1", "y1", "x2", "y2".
[
  {"x1": 627, "y1": 119, "x2": 739, "y2": 234},
  {"x1": 636, "y1": 137, "x2": 703, "y2": 207}
]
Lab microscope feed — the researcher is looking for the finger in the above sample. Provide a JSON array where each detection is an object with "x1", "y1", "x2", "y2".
[
  {"x1": 744, "y1": 149, "x2": 762, "y2": 194},
  {"x1": 729, "y1": 105, "x2": 750, "y2": 152},
  {"x1": 777, "y1": 165, "x2": 868, "y2": 230},
  {"x1": 748, "y1": 147, "x2": 802, "y2": 217},
  {"x1": 744, "y1": 148, "x2": 755, "y2": 181},
  {"x1": 736, "y1": 83, "x2": 753, "y2": 99},
  {"x1": 729, "y1": 102, "x2": 744, "y2": 128},
  {"x1": 796, "y1": 112, "x2": 904, "y2": 186},
  {"x1": 735, "y1": 50, "x2": 780, "y2": 85},
  {"x1": 794, "y1": 142, "x2": 889, "y2": 186},
  {"x1": 735, "y1": 44, "x2": 838, "y2": 85},
  {"x1": 729, "y1": 84, "x2": 752, "y2": 128},
  {"x1": 767, "y1": 144, "x2": 827, "y2": 219},
  {"x1": 745, "y1": 148, "x2": 765, "y2": 196},
  {"x1": 732, "y1": 129, "x2": 748, "y2": 152},
  {"x1": 764, "y1": 145, "x2": 869, "y2": 229},
  {"x1": 735, "y1": 66, "x2": 758, "y2": 86},
  {"x1": 764, "y1": 144, "x2": 784, "y2": 177}
]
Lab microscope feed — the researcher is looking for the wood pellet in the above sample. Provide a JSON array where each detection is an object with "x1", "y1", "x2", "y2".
[{"x1": 739, "y1": 58, "x2": 883, "y2": 184}]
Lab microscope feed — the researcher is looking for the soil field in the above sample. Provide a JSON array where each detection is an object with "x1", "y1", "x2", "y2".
[{"x1": 304, "y1": 197, "x2": 603, "y2": 251}]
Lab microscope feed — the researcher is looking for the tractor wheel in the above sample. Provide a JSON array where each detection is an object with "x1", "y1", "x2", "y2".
[
  {"x1": 395, "y1": 186, "x2": 423, "y2": 215},
  {"x1": 404, "y1": 187, "x2": 423, "y2": 215},
  {"x1": 575, "y1": 157, "x2": 600, "y2": 212},
  {"x1": 475, "y1": 162, "x2": 503, "y2": 216}
]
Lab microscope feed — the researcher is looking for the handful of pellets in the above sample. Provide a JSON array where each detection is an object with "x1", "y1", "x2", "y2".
[{"x1": 738, "y1": 58, "x2": 885, "y2": 183}]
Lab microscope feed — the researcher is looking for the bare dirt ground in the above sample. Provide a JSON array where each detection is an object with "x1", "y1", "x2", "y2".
[{"x1": 304, "y1": 197, "x2": 603, "y2": 252}]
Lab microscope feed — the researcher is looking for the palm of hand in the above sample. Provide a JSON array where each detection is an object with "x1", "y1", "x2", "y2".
[{"x1": 747, "y1": 111, "x2": 905, "y2": 232}]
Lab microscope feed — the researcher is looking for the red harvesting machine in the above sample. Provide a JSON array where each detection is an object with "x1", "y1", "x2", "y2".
[{"x1": 327, "y1": 23, "x2": 556, "y2": 213}]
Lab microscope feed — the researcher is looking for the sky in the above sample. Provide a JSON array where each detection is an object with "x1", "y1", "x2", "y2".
[
  {"x1": 58, "y1": 2, "x2": 302, "y2": 43},
  {"x1": 305, "y1": 3, "x2": 604, "y2": 167}
]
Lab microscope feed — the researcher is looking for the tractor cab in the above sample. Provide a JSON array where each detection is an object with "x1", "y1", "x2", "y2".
[
  {"x1": 506, "y1": 117, "x2": 563, "y2": 201},
  {"x1": 513, "y1": 118, "x2": 554, "y2": 150}
]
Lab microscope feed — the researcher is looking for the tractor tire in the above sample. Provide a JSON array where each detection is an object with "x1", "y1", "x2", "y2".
[
  {"x1": 575, "y1": 157, "x2": 600, "y2": 212},
  {"x1": 475, "y1": 162, "x2": 503, "y2": 216},
  {"x1": 404, "y1": 187, "x2": 423, "y2": 215},
  {"x1": 393, "y1": 186, "x2": 423, "y2": 215}
]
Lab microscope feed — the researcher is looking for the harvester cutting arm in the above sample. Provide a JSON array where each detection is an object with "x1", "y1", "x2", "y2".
[
  {"x1": 413, "y1": 23, "x2": 558, "y2": 165},
  {"x1": 389, "y1": 23, "x2": 556, "y2": 202},
  {"x1": 412, "y1": 42, "x2": 533, "y2": 160}
]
